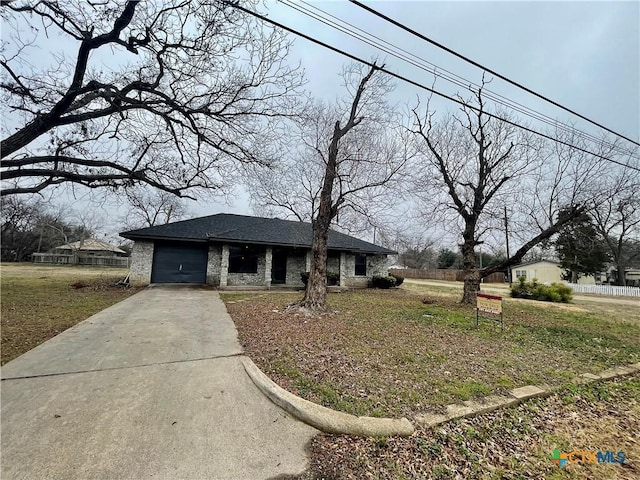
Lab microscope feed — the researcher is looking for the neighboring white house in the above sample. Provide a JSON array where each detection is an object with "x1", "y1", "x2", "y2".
[{"x1": 510, "y1": 260, "x2": 595, "y2": 285}]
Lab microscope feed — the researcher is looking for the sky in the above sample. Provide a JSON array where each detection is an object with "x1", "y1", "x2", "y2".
[{"x1": 3, "y1": 0, "x2": 639, "y2": 246}]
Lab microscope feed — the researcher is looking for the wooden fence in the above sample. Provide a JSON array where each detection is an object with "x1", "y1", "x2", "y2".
[
  {"x1": 389, "y1": 268, "x2": 506, "y2": 283},
  {"x1": 32, "y1": 253, "x2": 131, "y2": 268},
  {"x1": 565, "y1": 283, "x2": 640, "y2": 298}
]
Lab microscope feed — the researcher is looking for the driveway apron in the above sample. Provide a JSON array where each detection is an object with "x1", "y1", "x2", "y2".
[{"x1": 1, "y1": 287, "x2": 317, "y2": 480}]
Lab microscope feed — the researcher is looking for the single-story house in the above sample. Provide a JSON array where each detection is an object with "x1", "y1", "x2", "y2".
[
  {"x1": 605, "y1": 266, "x2": 640, "y2": 287},
  {"x1": 119, "y1": 213, "x2": 396, "y2": 288},
  {"x1": 50, "y1": 239, "x2": 128, "y2": 257},
  {"x1": 510, "y1": 260, "x2": 595, "y2": 285},
  {"x1": 625, "y1": 269, "x2": 640, "y2": 287},
  {"x1": 32, "y1": 238, "x2": 130, "y2": 266}
]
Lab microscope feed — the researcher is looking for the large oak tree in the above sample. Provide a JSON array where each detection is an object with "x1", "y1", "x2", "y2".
[
  {"x1": 247, "y1": 63, "x2": 409, "y2": 311},
  {"x1": 1, "y1": 0, "x2": 304, "y2": 197},
  {"x1": 411, "y1": 82, "x2": 616, "y2": 304}
]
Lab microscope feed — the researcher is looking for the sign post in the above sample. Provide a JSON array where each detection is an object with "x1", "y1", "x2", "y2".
[{"x1": 476, "y1": 293, "x2": 504, "y2": 331}]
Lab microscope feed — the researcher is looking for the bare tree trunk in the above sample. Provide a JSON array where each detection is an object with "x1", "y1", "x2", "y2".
[
  {"x1": 299, "y1": 64, "x2": 380, "y2": 312},
  {"x1": 301, "y1": 118, "x2": 340, "y2": 311},
  {"x1": 616, "y1": 260, "x2": 627, "y2": 286},
  {"x1": 461, "y1": 232, "x2": 480, "y2": 305},
  {"x1": 303, "y1": 220, "x2": 330, "y2": 310}
]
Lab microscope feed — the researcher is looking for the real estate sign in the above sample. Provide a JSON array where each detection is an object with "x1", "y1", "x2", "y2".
[{"x1": 476, "y1": 293, "x2": 503, "y2": 330}]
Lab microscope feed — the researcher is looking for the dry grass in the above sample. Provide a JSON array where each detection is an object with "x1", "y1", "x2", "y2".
[
  {"x1": 223, "y1": 282, "x2": 640, "y2": 479},
  {"x1": 292, "y1": 375, "x2": 640, "y2": 480},
  {"x1": 1, "y1": 263, "x2": 140, "y2": 364},
  {"x1": 224, "y1": 286, "x2": 640, "y2": 418}
]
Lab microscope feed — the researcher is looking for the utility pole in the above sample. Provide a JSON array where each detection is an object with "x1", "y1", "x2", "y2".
[{"x1": 504, "y1": 206, "x2": 511, "y2": 284}]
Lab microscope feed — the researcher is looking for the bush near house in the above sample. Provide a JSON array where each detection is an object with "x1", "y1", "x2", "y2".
[
  {"x1": 511, "y1": 276, "x2": 573, "y2": 303},
  {"x1": 389, "y1": 273, "x2": 404, "y2": 286},
  {"x1": 370, "y1": 274, "x2": 397, "y2": 289},
  {"x1": 300, "y1": 271, "x2": 340, "y2": 286}
]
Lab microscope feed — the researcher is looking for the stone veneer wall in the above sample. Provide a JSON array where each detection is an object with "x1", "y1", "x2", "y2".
[
  {"x1": 129, "y1": 240, "x2": 154, "y2": 285},
  {"x1": 206, "y1": 244, "x2": 222, "y2": 286},
  {"x1": 227, "y1": 247, "x2": 267, "y2": 286},
  {"x1": 342, "y1": 253, "x2": 388, "y2": 287},
  {"x1": 327, "y1": 253, "x2": 341, "y2": 276},
  {"x1": 285, "y1": 251, "x2": 307, "y2": 286}
]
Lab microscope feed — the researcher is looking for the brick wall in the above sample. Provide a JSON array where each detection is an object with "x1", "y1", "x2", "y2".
[
  {"x1": 129, "y1": 240, "x2": 154, "y2": 285},
  {"x1": 206, "y1": 244, "x2": 222, "y2": 286},
  {"x1": 286, "y1": 251, "x2": 307, "y2": 286},
  {"x1": 343, "y1": 253, "x2": 388, "y2": 287}
]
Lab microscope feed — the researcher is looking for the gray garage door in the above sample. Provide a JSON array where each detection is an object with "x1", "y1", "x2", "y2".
[{"x1": 151, "y1": 242, "x2": 208, "y2": 284}]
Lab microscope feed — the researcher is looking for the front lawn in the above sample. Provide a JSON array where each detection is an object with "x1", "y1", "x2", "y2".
[
  {"x1": 223, "y1": 283, "x2": 640, "y2": 419},
  {"x1": 224, "y1": 282, "x2": 640, "y2": 478},
  {"x1": 1, "y1": 263, "x2": 141, "y2": 364},
  {"x1": 294, "y1": 375, "x2": 640, "y2": 479}
]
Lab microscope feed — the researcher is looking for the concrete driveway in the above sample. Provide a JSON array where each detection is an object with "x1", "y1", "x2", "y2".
[{"x1": 1, "y1": 287, "x2": 317, "y2": 480}]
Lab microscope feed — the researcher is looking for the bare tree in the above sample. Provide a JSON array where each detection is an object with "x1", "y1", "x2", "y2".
[
  {"x1": 1, "y1": 0, "x2": 304, "y2": 197},
  {"x1": 0, "y1": 197, "x2": 95, "y2": 260},
  {"x1": 591, "y1": 168, "x2": 640, "y2": 285},
  {"x1": 411, "y1": 81, "x2": 615, "y2": 304},
  {"x1": 248, "y1": 63, "x2": 409, "y2": 311},
  {"x1": 123, "y1": 188, "x2": 189, "y2": 228},
  {"x1": 1, "y1": 196, "x2": 44, "y2": 260}
]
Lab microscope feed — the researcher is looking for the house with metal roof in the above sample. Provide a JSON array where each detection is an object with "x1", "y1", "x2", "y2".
[
  {"x1": 120, "y1": 213, "x2": 395, "y2": 288},
  {"x1": 31, "y1": 238, "x2": 130, "y2": 267}
]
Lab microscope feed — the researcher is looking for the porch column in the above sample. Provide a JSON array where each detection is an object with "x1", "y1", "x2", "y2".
[
  {"x1": 339, "y1": 252, "x2": 347, "y2": 286},
  {"x1": 220, "y1": 244, "x2": 229, "y2": 287},
  {"x1": 265, "y1": 247, "x2": 273, "y2": 288}
]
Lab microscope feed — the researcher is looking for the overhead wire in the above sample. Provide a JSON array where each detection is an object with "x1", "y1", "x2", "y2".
[
  {"x1": 348, "y1": 0, "x2": 640, "y2": 149},
  {"x1": 284, "y1": 0, "x2": 634, "y2": 158},
  {"x1": 225, "y1": 1, "x2": 640, "y2": 172}
]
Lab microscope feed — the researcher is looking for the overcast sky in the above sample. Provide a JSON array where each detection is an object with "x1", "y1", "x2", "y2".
[
  {"x1": 186, "y1": 0, "x2": 640, "y2": 237},
  {"x1": 268, "y1": 0, "x2": 639, "y2": 139},
  {"x1": 7, "y1": 1, "x2": 639, "y2": 245}
]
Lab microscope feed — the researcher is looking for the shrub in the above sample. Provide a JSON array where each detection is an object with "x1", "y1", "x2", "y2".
[
  {"x1": 326, "y1": 271, "x2": 340, "y2": 286},
  {"x1": 510, "y1": 277, "x2": 572, "y2": 303},
  {"x1": 370, "y1": 275, "x2": 397, "y2": 289},
  {"x1": 300, "y1": 271, "x2": 340, "y2": 286},
  {"x1": 510, "y1": 276, "x2": 531, "y2": 298},
  {"x1": 389, "y1": 274, "x2": 404, "y2": 286}
]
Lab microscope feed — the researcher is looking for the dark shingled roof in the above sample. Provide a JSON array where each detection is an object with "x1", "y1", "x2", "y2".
[{"x1": 120, "y1": 213, "x2": 396, "y2": 255}]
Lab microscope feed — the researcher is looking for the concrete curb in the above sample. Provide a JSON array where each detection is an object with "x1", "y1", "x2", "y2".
[
  {"x1": 241, "y1": 357, "x2": 415, "y2": 437},
  {"x1": 416, "y1": 362, "x2": 640, "y2": 428}
]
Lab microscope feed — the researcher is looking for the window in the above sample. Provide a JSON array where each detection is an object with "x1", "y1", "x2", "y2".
[
  {"x1": 515, "y1": 269, "x2": 527, "y2": 280},
  {"x1": 229, "y1": 245, "x2": 260, "y2": 273},
  {"x1": 354, "y1": 254, "x2": 367, "y2": 276}
]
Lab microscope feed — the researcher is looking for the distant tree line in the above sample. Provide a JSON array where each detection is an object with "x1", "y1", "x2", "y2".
[
  {"x1": 555, "y1": 207, "x2": 640, "y2": 286},
  {"x1": 399, "y1": 246, "x2": 506, "y2": 271},
  {"x1": 1, "y1": 198, "x2": 94, "y2": 262}
]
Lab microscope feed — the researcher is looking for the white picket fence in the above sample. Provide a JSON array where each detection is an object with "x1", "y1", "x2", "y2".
[{"x1": 565, "y1": 283, "x2": 640, "y2": 298}]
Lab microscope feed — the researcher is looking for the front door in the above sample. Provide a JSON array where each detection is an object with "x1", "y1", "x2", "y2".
[{"x1": 271, "y1": 249, "x2": 287, "y2": 284}]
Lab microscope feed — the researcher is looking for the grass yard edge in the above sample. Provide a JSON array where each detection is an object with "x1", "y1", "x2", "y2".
[{"x1": 245, "y1": 355, "x2": 640, "y2": 437}]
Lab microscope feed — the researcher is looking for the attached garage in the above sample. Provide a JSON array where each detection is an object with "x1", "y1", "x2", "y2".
[{"x1": 150, "y1": 242, "x2": 208, "y2": 284}]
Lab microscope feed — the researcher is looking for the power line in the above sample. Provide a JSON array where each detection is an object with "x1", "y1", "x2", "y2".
[
  {"x1": 227, "y1": 1, "x2": 640, "y2": 172},
  {"x1": 283, "y1": 0, "x2": 634, "y2": 158},
  {"x1": 348, "y1": 0, "x2": 640, "y2": 148}
]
